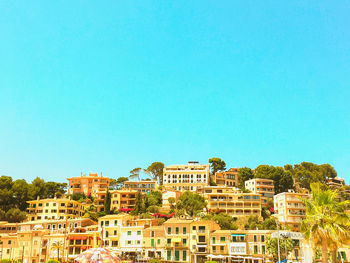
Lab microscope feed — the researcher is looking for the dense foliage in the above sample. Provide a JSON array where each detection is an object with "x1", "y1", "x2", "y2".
[{"x1": 0, "y1": 176, "x2": 67, "y2": 222}]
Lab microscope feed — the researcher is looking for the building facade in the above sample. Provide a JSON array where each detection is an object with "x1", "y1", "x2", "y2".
[
  {"x1": 122, "y1": 180, "x2": 158, "y2": 194},
  {"x1": 163, "y1": 162, "x2": 210, "y2": 191},
  {"x1": 245, "y1": 178, "x2": 275, "y2": 206},
  {"x1": 273, "y1": 191, "x2": 309, "y2": 231},
  {"x1": 26, "y1": 197, "x2": 87, "y2": 221},
  {"x1": 215, "y1": 168, "x2": 240, "y2": 187},
  {"x1": 67, "y1": 172, "x2": 110, "y2": 197}
]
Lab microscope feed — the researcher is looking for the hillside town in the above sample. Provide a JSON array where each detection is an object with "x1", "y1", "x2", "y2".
[{"x1": 0, "y1": 160, "x2": 349, "y2": 263}]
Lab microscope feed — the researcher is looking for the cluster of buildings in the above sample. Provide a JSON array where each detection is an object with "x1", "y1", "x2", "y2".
[{"x1": 0, "y1": 162, "x2": 348, "y2": 263}]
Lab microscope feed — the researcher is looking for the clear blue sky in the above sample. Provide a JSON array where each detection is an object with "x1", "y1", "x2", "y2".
[{"x1": 0, "y1": 1, "x2": 349, "y2": 184}]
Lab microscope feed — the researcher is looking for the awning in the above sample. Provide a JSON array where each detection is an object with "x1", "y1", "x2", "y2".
[
  {"x1": 196, "y1": 244, "x2": 207, "y2": 248},
  {"x1": 68, "y1": 236, "x2": 88, "y2": 240},
  {"x1": 231, "y1": 234, "x2": 246, "y2": 237},
  {"x1": 172, "y1": 237, "x2": 181, "y2": 243}
]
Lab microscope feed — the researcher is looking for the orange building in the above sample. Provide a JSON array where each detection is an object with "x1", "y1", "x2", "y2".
[
  {"x1": 215, "y1": 168, "x2": 240, "y2": 187},
  {"x1": 67, "y1": 172, "x2": 110, "y2": 197}
]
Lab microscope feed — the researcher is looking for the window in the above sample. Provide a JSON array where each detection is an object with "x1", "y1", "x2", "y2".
[
  {"x1": 262, "y1": 245, "x2": 266, "y2": 255},
  {"x1": 112, "y1": 241, "x2": 118, "y2": 247},
  {"x1": 8, "y1": 240, "x2": 11, "y2": 245},
  {"x1": 105, "y1": 221, "x2": 109, "y2": 227},
  {"x1": 114, "y1": 230, "x2": 117, "y2": 235},
  {"x1": 105, "y1": 231, "x2": 109, "y2": 237},
  {"x1": 175, "y1": 227, "x2": 179, "y2": 234},
  {"x1": 114, "y1": 220, "x2": 118, "y2": 225},
  {"x1": 254, "y1": 235, "x2": 257, "y2": 242},
  {"x1": 183, "y1": 239, "x2": 187, "y2": 245},
  {"x1": 175, "y1": 250, "x2": 180, "y2": 261},
  {"x1": 157, "y1": 239, "x2": 160, "y2": 245},
  {"x1": 183, "y1": 250, "x2": 187, "y2": 261},
  {"x1": 127, "y1": 240, "x2": 132, "y2": 245},
  {"x1": 168, "y1": 227, "x2": 171, "y2": 234},
  {"x1": 220, "y1": 246, "x2": 224, "y2": 251},
  {"x1": 127, "y1": 231, "x2": 131, "y2": 236},
  {"x1": 167, "y1": 239, "x2": 171, "y2": 245},
  {"x1": 254, "y1": 245, "x2": 258, "y2": 254},
  {"x1": 220, "y1": 236, "x2": 225, "y2": 242},
  {"x1": 101, "y1": 221, "x2": 104, "y2": 227},
  {"x1": 151, "y1": 239, "x2": 155, "y2": 247},
  {"x1": 261, "y1": 235, "x2": 265, "y2": 242},
  {"x1": 213, "y1": 246, "x2": 216, "y2": 252},
  {"x1": 192, "y1": 226, "x2": 196, "y2": 230},
  {"x1": 212, "y1": 237, "x2": 216, "y2": 243},
  {"x1": 137, "y1": 230, "x2": 141, "y2": 235},
  {"x1": 167, "y1": 250, "x2": 171, "y2": 260},
  {"x1": 183, "y1": 227, "x2": 187, "y2": 234}
]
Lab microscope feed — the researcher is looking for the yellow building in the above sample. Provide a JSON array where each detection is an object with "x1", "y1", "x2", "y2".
[
  {"x1": 273, "y1": 191, "x2": 309, "y2": 231},
  {"x1": 143, "y1": 225, "x2": 166, "y2": 259},
  {"x1": 163, "y1": 162, "x2": 210, "y2": 191},
  {"x1": 122, "y1": 180, "x2": 158, "y2": 194},
  {"x1": 202, "y1": 186, "x2": 262, "y2": 218},
  {"x1": 67, "y1": 172, "x2": 110, "y2": 196},
  {"x1": 245, "y1": 178, "x2": 275, "y2": 206},
  {"x1": 215, "y1": 168, "x2": 240, "y2": 187},
  {"x1": 110, "y1": 189, "x2": 138, "y2": 212},
  {"x1": 27, "y1": 196, "x2": 88, "y2": 221}
]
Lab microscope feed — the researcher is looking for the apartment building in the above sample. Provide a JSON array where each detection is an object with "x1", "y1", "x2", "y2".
[
  {"x1": 122, "y1": 180, "x2": 158, "y2": 194},
  {"x1": 110, "y1": 189, "x2": 138, "y2": 212},
  {"x1": 26, "y1": 196, "x2": 87, "y2": 221},
  {"x1": 190, "y1": 220, "x2": 221, "y2": 263},
  {"x1": 327, "y1": 177, "x2": 346, "y2": 189},
  {"x1": 98, "y1": 214, "x2": 158, "y2": 259},
  {"x1": 67, "y1": 172, "x2": 110, "y2": 196},
  {"x1": 163, "y1": 162, "x2": 210, "y2": 191},
  {"x1": 143, "y1": 225, "x2": 166, "y2": 259},
  {"x1": 201, "y1": 186, "x2": 262, "y2": 219},
  {"x1": 164, "y1": 218, "x2": 193, "y2": 262},
  {"x1": 215, "y1": 168, "x2": 240, "y2": 187},
  {"x1": 274, "y1": 191, "x2": 309, "y2": 231},
  {"x1": 245, "y1": 178, "x2": 275, "y2": 206}
]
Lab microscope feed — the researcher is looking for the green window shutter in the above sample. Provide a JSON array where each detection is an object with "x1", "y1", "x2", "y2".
[
  {"x1": 151, "y1": 239, "x2": 154, "y2": 247},
  {"x1": 167, "y1": 250, "x2": 171, "y2": 260},
  {"x1": 175, "y1": 250, "x2": 180, "y2": 261},
  {"x1": 183, "y1": 250, "x2": 187, "y2": 261}
]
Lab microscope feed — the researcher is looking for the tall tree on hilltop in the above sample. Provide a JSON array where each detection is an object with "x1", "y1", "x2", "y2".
[
  {"x1": 208, "y1": 157, "x2": 226, "y2": 175},
  {"x1": 238, "y1": 167, "x2": 254, "y2": 190},
  {"x1": 147, "y1": 162, "x2": 164, "y2": 184}
]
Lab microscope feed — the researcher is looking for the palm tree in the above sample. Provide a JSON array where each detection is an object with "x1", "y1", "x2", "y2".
[
  {"x1": 300, "y1": 183, "x2": 350, "y2": 263},
  {"x1": 51, "y1": 241, "x2": 64, "y2": 262}
]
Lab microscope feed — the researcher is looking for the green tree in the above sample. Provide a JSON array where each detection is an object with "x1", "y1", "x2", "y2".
[
  {"x1": 130, "y1": 167, "x2": 142, "y2": 179},
  {"x1": 266, "y1": 236, "x2": 293, "y2": 262},
  {"x1": 289, "y1": 162, "x2": 337, "y2": 190},
  {"x1": 238, "y1": 167, "x2": 254, "y2": 190},
  {"x1": 104, "y1": 190, "x2": 111, "y2": 214},
  {"x1": 5, "y1": 208, "x2": 26, "y2": 223},
  {"x1": 300, "y1": 183, "x2": 350, "y2": 263},
  {"x1": 12, "y1": 179, "x2": 31, "y2": 210},
  {"x1": 177, "y1": 191, "x2": 206, "y2": 217},
  {"x1": 30, "y1": 177, "x2": 47, "y2": 199},
  {"x1": 147, "y1": 205, "x2": 160, "y2": 213},
  {"x1": 47, "y1": 260, "x2": 60, "y2": 263},
  {"x1": 116, "y1": 177, "x2": 129, "y2": 189},
  {"x1": 146, "y1": 191, "x2": 162, "y2": 207},
  {"x1": 209, "y1": 157, "x2": 226, "y2": 175},
  {"x1": 255, "y1": 165, "x2": 293, "y2": 194},
  {"x1": 45, "y1": 182, "x2": 67, "y2": 198},
  {"x1": 147, "y1": 162, "x2": 164, "y2": 184},
  {"x1": 131, "y1": 191, "x2": 145, "y2": 215},
  {"x1": 168, "y1": 197, "x2": 176, "y2": 212},
  {"x1": 210, "y1": 213, "x2": 238, "y2": 230}
]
